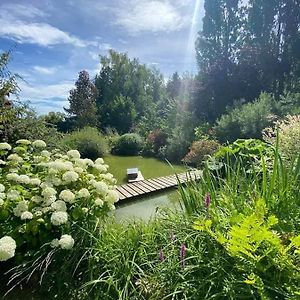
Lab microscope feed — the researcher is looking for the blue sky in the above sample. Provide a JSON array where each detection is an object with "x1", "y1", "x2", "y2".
[{"x1": 0, "y1": 0, "x2": 203, "y2": 114}]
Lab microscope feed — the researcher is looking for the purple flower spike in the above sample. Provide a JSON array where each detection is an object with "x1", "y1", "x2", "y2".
[
  {"x1": 204, "y1": 193, "x2": 211, "y2": 209},
  {"x1": 180, "y1": 243, "x2": 187, "y2": 269},
  {"x1": 159, "y1": 249, "x2": 165, "y2": 262}
]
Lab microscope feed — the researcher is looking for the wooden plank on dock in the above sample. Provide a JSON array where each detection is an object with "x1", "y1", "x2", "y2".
[
  {"x1": 126, "y1": 183, "x2": 145, "y2": 195},
  {"x1": 116, "y1": 170, "x2": 201, "y2": 201},
  {"x1": 131, "y1": 181, "x2": 155, "y2": 193},
  {"x1": 120, "y1": 184, "x2": 140, "y2": 197}
]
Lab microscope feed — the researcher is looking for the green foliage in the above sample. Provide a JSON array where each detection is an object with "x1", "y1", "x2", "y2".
[
  {"x1": 95, "y1": 50, "x2": 166, "y2": 132},
  {"x1": 182, "y1": 139, "x2": 220, "y2": 167},
  {"x1": 0, "y1": 51, "x2": 20, "y2": 103},
  {"x1": 65, "y1": 70, "x2": 98, "y2": 129},
  {"x1": 179, "y1": 139, "x2": 300, "y2": 298},
  {"x1": 112, "y1": 133, "x2": 144, "y2": 156},
  {"x1": 0, "y1": 102, "x2": 63, "y2": 148},
  {"x1": 263, "y1": 115, "x2": 300, "y2": 161},
  {"x1": 214, "y1": 93, "x2": 276, "y2": 143},
  {"x1": 194, "y1": 0, "x2": 300, "y2": 122},
  {"x1": 277, "y1": 92, "x2": 300, "y2": 116},
  {"x1": 62, "y1": 127, "x2": 108, "y2": 160}
]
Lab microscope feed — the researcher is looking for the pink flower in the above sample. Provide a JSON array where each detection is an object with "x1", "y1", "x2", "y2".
[
  {"x1": 204, "y1": 193, "x2": 211, "y2": 209},
  {"x1": 180, "y1": 243, "x2": 187, "y2": 269}
]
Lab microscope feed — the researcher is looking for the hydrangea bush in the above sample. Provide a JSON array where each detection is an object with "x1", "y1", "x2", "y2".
[{"x1": 0, "y1": 139, "x2": 119, "y2": 262}]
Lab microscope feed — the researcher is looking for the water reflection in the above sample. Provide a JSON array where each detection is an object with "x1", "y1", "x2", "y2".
[{"x1": 115, "y1": 189, "x2": 181, "y2": 221}]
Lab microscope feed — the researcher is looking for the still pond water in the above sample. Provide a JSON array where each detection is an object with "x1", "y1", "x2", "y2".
[{"x1": 103, "y1": 155, "x2": 186, "y2": 220}]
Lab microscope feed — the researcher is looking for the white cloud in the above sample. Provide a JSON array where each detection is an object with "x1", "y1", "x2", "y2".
[
  {"x1": 0, "y1": 2, "x2": 90, "y2": 47},
  {"x1": 33, "y1": 66, "x2": 57, "y2": 75},
  {"x1": 19, "y1": 82, "x2": 74, "y2": 101},
  {"x1": 0, "y1": 19, "x2": 88, "y2": 47},
  {"x1": 115, "y1": 0, "x2": 190, "y2": 34},
  {"x1": 0, "y1": 3, "x2": 46, "y2": 19}
]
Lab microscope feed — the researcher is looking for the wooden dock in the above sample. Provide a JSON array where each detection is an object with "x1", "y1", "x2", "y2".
[{"x1": 116, "y1": 170, "x2": 201, "y2": 201}]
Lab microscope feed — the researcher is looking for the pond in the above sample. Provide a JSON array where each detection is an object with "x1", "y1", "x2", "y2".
[
  {"x1": 104, "y1": 155, "x2": 186, "y2": 184},
  {"x1": 104, "y1": 155, "x2": 186, "y2": 220}
]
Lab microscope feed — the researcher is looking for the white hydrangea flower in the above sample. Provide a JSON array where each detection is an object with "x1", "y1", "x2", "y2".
[
  {"x1": 7, "y1": 154, "x2": 23, "y2": 163},
  {"x1": 86, "y1": 174, "x2": 95, "y2": 180},
  {"x1": 93, "y1": 181, "x2": 108, "y2": 195},
  {"x1": 17, "y1": 174, "x2": 31, "y2": 184},
  {"x1": 77, "y1": 188, "x2": 90, "y2": 198},
  {"x1": 0, "y1": 143, "x2": 12, "y2": 150},
  {"x1": 74, "y1": 167, "x2": 84, "y2": 174},
  {"x1": 21, "y1": 211, "x2": 33, "y2": 220},
  {"x1": 51, "y1": 200, "x2": 67, "y2": 212},
  {"x1": 0, "y1": 193, "x2": 5, "y2": 199},
  {"x1": 106, "y1": 190, "x2": 119, "y2": 203},
  {"x1": 89, "y1": 179, "x2": 97, "y2": 186},
  {"x1": 94, "y1": 164, "x2": 107, "y2": 173},
  {"x1": 50, "y1": 211, "x2": 68, "y2": 226},
  {"x1": 13, "y1": 200, "x2": 28, "y2": 217},
  {"x1": 41, "y1": 150, "x2": 51, "y2": 157},
  {"x1": 42, "y1": 187, "x2": 57, "y2": 198},
  {"x1": 30, "y1": 178, "x2": 41, "y2": 186},
  {"x1": 59, "y1": 234, "x2": 74, "y2": 250},
  {"x1": 59, "y1": 190, "x2": 75, "y2": 203},
  {"x1": 62, "y1": 171, "x2": 79, "y2": 183},
  {"x1": 0, "y1": 159, "x2": 6, "y2": 165},
  {"x1": 6, "y1": 173, "x2": 19, "y2": 182},
  {"x1": 47, "y1": 160, "x2": 73, "y2": 171},
  {"x1": 32, "y1": 140, "x2": 47, "y2": 148},
  {"x1": 0, "y1": 184, "x2": 5, "y2": 192},
  {"x1": 31, "y1": 195, "x2": 43, "y2": 203},
  {"x1": 7, "y1": 190, "x2": 20, "y2": 201},
  {"x1": 83, "y1": 158, "x2": 94, "y2": 166},
  {"x1": 95, "y1": 158, "x2": 104, "y2": 164},
  {"x1": 67, "y1": 150, "x2": 81, "y2": 160},
  {"x1": 43, "y1": 195, "x2": 56, "y2": 206},
  {"x1": 41, "y1": 181, "x2": 54, "y2": 189},
  {"x1": 0, "y1": 199, "x2": 4, "y2": 206},
  {"x1": 0, "y1": 236, "x2": 16, "y2": 261},
  {"x1": 51, "y1": 177, "x2": 62, "y2": 186},
  {"x1": 95, "y1": 198, "x2": 104, "y2": 207},
  {"x1": 16, "y1": 139, "x2": 31, "y2": 145},
  {"x1": 50, "y1": 238, "x2": 59, "y2": 248}
]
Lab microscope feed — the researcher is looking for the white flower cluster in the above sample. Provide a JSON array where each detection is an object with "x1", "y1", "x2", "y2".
[
  {"x1": 0, "y1": 142, "x2": 12, "y2": 151},
  {"x1": 51, "y1": 234, "x2": 74, "y2": 250},
  {"x1": 0, "y1": 140, "x2": 119, "y2": 261},
  {"x1": 0, "y1": 236, "x2": 16, "y2": 261}
]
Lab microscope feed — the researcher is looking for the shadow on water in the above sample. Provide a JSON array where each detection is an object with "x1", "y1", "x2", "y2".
[{"x1": 115, "y1": 188, "x2": 182, "y2": 222}]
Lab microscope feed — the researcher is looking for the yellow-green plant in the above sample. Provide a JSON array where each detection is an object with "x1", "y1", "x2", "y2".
[{"x1": 194, "y1": 199, "x2": 300, "y2": 299}]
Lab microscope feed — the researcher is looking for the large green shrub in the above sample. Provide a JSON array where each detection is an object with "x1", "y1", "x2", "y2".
[
  {"x1": 1, "y1": 103, "x2": 63, "y2": 148},
  {"x1": 214, "y1": 93, "x2": 276, "y2": 143},
  {"x1": 0, "y1": 139, "x2": 118, "y2": 290},
  {"x1": 112, "y1": 133, "x2": 144, "y2": 156},
  {"x1": 182, "y1": 139, "x2": 220, "y2": 167},
  {"x1": 62, "y1": 127, "x2": 108, "y2": 160}
]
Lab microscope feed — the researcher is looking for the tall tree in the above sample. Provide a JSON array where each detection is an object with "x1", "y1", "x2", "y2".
[
  {"x1": 65, "y1": 70, "x2": 98, "y2": 129},
  {"x1": 95, "y1": 50, "x2": 167, "y2": 133}
]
